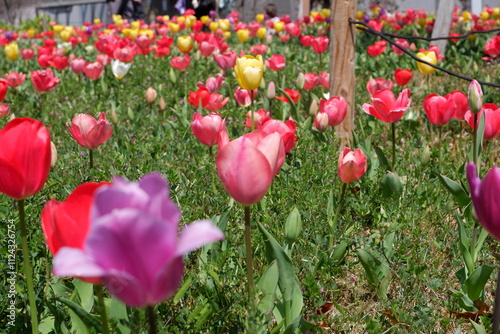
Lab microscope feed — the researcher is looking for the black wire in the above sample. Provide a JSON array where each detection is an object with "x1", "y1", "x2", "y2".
[{"x1": 349, "y1": 19, "x2": 500, "y2": 88}]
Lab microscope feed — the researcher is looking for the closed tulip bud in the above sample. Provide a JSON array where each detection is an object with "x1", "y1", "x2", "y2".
[
  {"x1": 381, "y1": 172, "x2": 403, "y2": 199},
  {"x1": 297, "y1": 72, "x2": 305, "y2": 90},
  {"x1": 110, "y1": 110, "x2": 119, "y2": 124},
  {"x1": 257, "y1": 27, "x2": 267, "y2": 39},
  {"x1": 267, "y1": 81, "x2": 275, "y2": 99},
  {"x1": 236, "y1": 29, "x2": 249, "y2": 43},
  {"x1": 256, "y1": 13, "x2": 265, "y2": 22},
  {"x1": 158, "y1": 96, "x2": 167, "y2": 111},
  {"x1": 0, "y1": 103, "x2": 10, "y2": 117},
  {"x1": 50, "y1": 141, "x2": 58, "y2": 167},
  {"x1": 234, "y1": 55, "x2": 264, "y2": 91},
  {"x1": 314, "y1": 111, "x2": 329, "y2": 132},
  {"x1": 468, "y1": 79, "x2": 483, "y2": 114},
  {"x1": 309, "y1": 99, "x2": 318, "y2": 116},
  {"x1": 421, "y1": 145, "x2": 431, "y2": 165},
  {"x1": 145, "y1": 87, "x2": 158, "y2": 104},
  {"x1": 4, "y1": 42, "x2": 19, "y2": 61},
  {"x1": 416, "y1": 51, "x2": 437, "y2": 75},
  {"x1": 284, "y1": 207, "x2": 302, "y2": 244}
]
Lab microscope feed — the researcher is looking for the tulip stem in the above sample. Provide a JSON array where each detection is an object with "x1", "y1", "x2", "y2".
[
  {"x1": 493, "y1": 268, "x2": 500, "y2": 334},
  {"x1": 473, "y1": 113, "x2": 478, "y2": 174},
  {"x1": 146, "y1": 305, "x2": 158, "y2": 334},
  {"x1": 391, "y1": 122, "x2": 396, "y2": 171},
  {"x1": 244, "y1": 206, "x2": 255, "y2": 306},
  {"x1": 89, "y1": 149, "x2": 94, "y2": 169},
  {"x1": 250, "y1": 90, "x2": 255, "y2": 131},
  {"x1": 95, "y1": 285, "x2": 110, "y2": 334},
  {"x1": 18, "y1": 199, "x2": 39, "y2": 334},
  {"x1": 329, "y1": 182, "x2": 347, "y2": 249}
]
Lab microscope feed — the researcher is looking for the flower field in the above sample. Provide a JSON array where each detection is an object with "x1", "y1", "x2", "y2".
[{"x1": 1, "y1": 5, "x2": 500, "y2": 333}]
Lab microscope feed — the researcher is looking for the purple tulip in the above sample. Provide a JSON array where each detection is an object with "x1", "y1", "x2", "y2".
[
  {"x1": 467, "y1": 163, "x2": 500, "y2": 240},
  {"x1": 53, "y1": 173, "x2": 224, "y2": 307}
]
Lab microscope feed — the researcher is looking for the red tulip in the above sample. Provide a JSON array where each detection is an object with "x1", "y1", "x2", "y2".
[
  {"x1": 260, "y1": 117, "x2": 297, "y2": 153},
  {"x1": 188, "y1": 87, "x2": 211, "y2": 109},
  {"x1": 21, "y1": 48, "x2": 34, "y2": 60},
  {"x1": 0, "y1": 80, "x2": 7, "y2": 101},
  {"x1": 190, "y1": 112, "x2": 226, "y2": 146},
  {"x1": 394, "y1": 69, "x2": 413, "y2": 86},
  {"x1": 37, "y1": 54, "x2": 53, "y2": 68},
  {"x1": 216, "y1": 131, "x2": 285, "y2": 206},
  {"x1": 4, "y1": 72, "x2": 26, "y2": 88},
  {"x1": 67, "y1": 112, "x2": 113, "y2": 149},
  {"x1": 318, "y1": 72, "x2": 330, "y2": 89},
  {"x1": 31, "y1": 69, "x2": 60, "y2": 93},
  {"x1": 83, "y1": 61, "x2": 104, "y2": 80},
  {"x1": 367, "y1": 40, "x2": 387, "y2": 57},
  {"x1": 49, "y1": 55, "x2": 69, "y2": 70},
  {"x1": 302, "y1": 72, "x2": 318, "y2": 90},
  {"x1": 300, "y1": 35, "x2": 313, "y2": 47},
  {"x1": 465, "y1": 103, "x2": 500, "y2": 140},
  {"x1": 113, "y1": 45, "x2": 137, "y2": 62},
  {"x1": 275, "y1": 89, "x2": 300, "y2": 103},
  {"x1": 362, "y1": 88, "x2": 411, "y2": 123},
  {"x1": 446, "y1": 90, "x2": 468, "y2": 120},
  {"x1": 199, "y1": 41, "x2": 215, "y2": 57},
  {"x1": 392, "y1": 39, "x2": 409, "y2": 55},
  {"x1": 249, "y1": 44, "x2": 268, "y2": 55},
  {"x1": 0, "y1": 103, "x2": 10, "y2": 117},
  {"x1": 0, "y1": 118, "x2": 51, "y2": 200},
  {"x1": 319, "y1": 96, "x2": 347, "y2": 126},
  {"x1": 205, "y1": 93, "x2": 229, "y2": 112},
  {"x1": 311, "y1": 36, "x2": 329, "y2": 53},
  {"x1": 265, "y1": 54, "x2": 286, "y2": 71},
  {"x1": 366, "y1": 78, "x2": 393, "y2": 96},
  {"x1": 213, "y1": 51, "x2": 237, "y2": 71},
  {"x1": 170, "y1": 54, "x2": 191, "y2": 71},
  {"x1": 423, "y1": 93, "x2": 455, "y2": 126},
  {"x1": 338, "y1": 148, "x2": 368, "y2": 183}
]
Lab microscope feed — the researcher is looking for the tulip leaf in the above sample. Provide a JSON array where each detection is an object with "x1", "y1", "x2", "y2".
[
  {"x1": 109, "y1": 296, "x2": 131, "y2": 334},
  {"x1": 437, "y1": 174, "x2": 471, "y2": 208},
  {"x1": 463, "y1": 265, "x2": 493, "y2": 301},
  {"x1": 257, "y1": 260, "x2": 279, "y2": 314},
  {"x1": 276, "y1": 87, "x2": 299, "y2": 120},
  {"x1": 468, "y1": 110, "x2": 486, "y2": 164},
  {"x1": 356, "y1": 249, "x2": 390, "y2": 299},
  {"x1": 55, "y1": 296, "x2": 102, "y2": 332},
  {"x1": 173, "y1": 275, "x2": 193, "y2": 304},
  {"x1": 374, "y1": 146, "x2": 390, "y2": 171},
  {"x1": 456, "y1": 215, "x2": 474, "y2": 275},
  {"x1": 73, "y1": 279, "x2": 94, "y2": 312},
  {"x1": 470, "y1": 320, "x2": 487, "y2": 334}
]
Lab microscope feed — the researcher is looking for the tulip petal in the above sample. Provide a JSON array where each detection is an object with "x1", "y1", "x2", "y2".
[
  {"x1": 53, "y1": 247, "x2": 105, "y2": 278},
  {"x1": 175, "y1": 220, "x2": 224, "y2": 256}
]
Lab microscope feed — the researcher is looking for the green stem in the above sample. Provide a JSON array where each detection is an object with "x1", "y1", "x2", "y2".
[
  {"x1": 210, "y1": 146, "x2": 217, "y2": 194},
  {"x1": 473, "y1": 112, "x2": 478, "y2": 174},
  {"x1": 493, "y1": 268, "x2": 500, "y2": 334},
  {"x1": 250, "y1": 90, "x2": 255, "y2": 131},
  {"x1": 18, "y1": 199, "x2": 39, "y2": 334},
  {"x1": 89, "y1": 149, "x2": 94, "y2": 170},
  {"x1": 438, "y1": 126, "x2": 442, "y2": 172},
  {"x1": 244, "y1": 206, "x2": 255, "y2": 306},
  {"x1": 95, "y1": 285, "x2": 110, "y2": 334},
  {"x1": 329, "y1": 182, "x2": 348, "y2": 249},
  {"x1": 391, "y1": 122, "x2": 396, "y2": 171},
  {"x1": 146, "y1": 305, "x2": 157, "y2": 334}
]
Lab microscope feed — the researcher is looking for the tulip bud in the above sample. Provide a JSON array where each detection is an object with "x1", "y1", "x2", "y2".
[
  {"x1": 314, "y1": 111, "x2": 329, "y2": 132},
  {"x1": 297, "y1": 72, "x2": 305, "y2": 90},
  {"x1": 0, "y1": 103, "x2": 10, "y2": 117},
  {"x1": 468, "y1": 79, "x2": 483, "y2": 114},
  {"x1": 284, "y1": 207, "x2": 302, "y2": 244},
  {"x1": 158, "y1": 96, "x2": 167, "y2": 111},
  {"x1": 381, "y1": 172, "x2": 403, "y2": 199},
  {"x1": 8, "y1": 113, "x2": 16, "y2": 122},
  {"x1": 169, "y1": 67, "x2": 177, "y2": 83},
  {"x1": 309, "y1": 99, "x2": 318, "y2": 116},
  {"x1": 421, "y1": 145, "x2": 431, "y2": 165},
  {"x1": 50, "y1": 141, "x2": 58, "y2": 168},
  {"x1": 110, "y1": 110, "x2": 119, "y2": 124},
  {"x1": 267, "y1": 81, "x2": 275, "y2": 99},
  {"x1": 145, "y1": 87, "x2": 158, "y2": 104}
]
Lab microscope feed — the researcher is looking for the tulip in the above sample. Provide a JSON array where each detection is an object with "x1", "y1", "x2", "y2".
[
  {"x1": 205, "y1": 93, "x2": 229, "y2": 112},
  {"x1": 446, "y1": 90, "x2": 468, "y2": 120},
  {"x1": 319, "y1": 96, "x2": 347, "y2": 127},
  {"x1": 265, "y1": 54, "x2": 286, "y2": 71},
  {"x1": 0, "y1": 117, "x2": 51, "y2": 199},
  {"x1": 392, "y1": 38, "x2": 409, "y2": 55},
  {"x1": 0, "y1": 80, "x2": 7, "y2": 102},
  {"x1": 314, "y1": 111, "x2": 329, "y2": 132},
  {"x1": 67, "y1": 112, "x2": 113, "y2": 149},
  {"x1": 468, "y1": 79, "x2": 483, "y2": 114},
  {"x1": 394, "y1": 69, "x2": 413, "y2": 86},
  {"x1": 177, "y1": 35, "x2": 193, "y2": 53},
  {"x1": 0, "y1": 103, "x2": 10, "y2": 117},
  {"x1": 170, "y1": 54, "x2": 191, "y2": 71},
  {"x1": 257, "y1": 27, "x2": 267, "y2": 39},
  {"x1": 362, "y1": 88, "x2": 411, "y2": 123},
  {"x1": 260, "y1": 117, "x2": 297, "y2": 153},
  {"x1": 49, "y1": 55, "x2": 69, "y2": 70},
  {"x1": 302, "y1": 72, "x2": 318, "y2": 90},
  {"x1": 53, "y1": 173, "x2": 224, "y2": 307},
  {"x1": 213, "y1": 51, "x2": 238, "y2": 71},
  {"x1": 188, "y1": 87, "x2": 211, "y2": 109},
  {"x1": 38, "y1": 54, "x2": 53, "y2": 68},
  {"x1": 244, "y1": 108, "x2": 269, "y2": 128},
  {"x1": 190, "y1": 112, "x2": 226, "y2": 146},
  {"x1": 273, "y1": 21, "x2": 285, "y2": 33},
  {"x1": 216, "y1": 131, "x2": 285, "y2": 206},
  {"x1": 416, "y1": 50, "x2": 437, "y2": 75},
  {"x1": 464, "y1": 103, "x2": 500, "y2": 140},
  {"x1": 145, "y1": 87, "x2": 158, "y2": 104},
  {"x1": 4, "y1": 42, "x2": 19, "y2": 60},
  {"x1": 275, "y1": 89, "x2": 300, "y2": 103},
  {"x1": 111, "y1": 59, "x2": 131, "y2": 79},
  {"x1": 234, "y1": 55, "x2": 264, "y2": 91},
  {"x1": 199, "y1": 41, "x2": 215, "y2": 57},
  {"x1": 4, "y1": 72, "x2": 26, "y2": 88},
  {"x1": 113, "y1": 45, "x2": 137, "y2": 62},
  {"x1": 467, "y1": 163, "x2": 500, "y2": 240},
  {"x1": 423, "y1": 94, "x2": 455, "y2": 126},
  {"x1": 21, "y1": 48, "x2": 34, "y2": 60},
  {"x1": 83, "y1": 61, "x2": 104, "y2": 80},
  {"x1": 249, "y1": 44, "x2": 268, "y2": 55},
  {"x1": 31, "y1": 69, "x2": 60, "y2": 93},
  {"x1": 338, "y1": 148, "x2": 368, "y2": 183},
  {"x1": 70, "y1": 58, "x2": 86, "y2": 75},
  {"x1": 367, "y1": 40, "x2": 387, "y2": 57},
  {"x1": 311, "y1": 36, "x2": 329, "y2": 53},
  {"x1": 318, "y1": 72, "x2": 330, "y2": 89},
  {"x1": 196, "y1": 74, "x2": 224, "y2": 93},
  {"x1": 236, "y1": 29, "x2": 250, "y2": 43},
  {"x1": 366, "y1": 78, "x2": 393, "y2": 96}
]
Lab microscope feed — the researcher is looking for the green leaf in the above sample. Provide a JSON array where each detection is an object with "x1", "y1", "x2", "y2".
[
  {"x1": 457, "y1": 215, "x2": 474, "y2": 275},
  {"x1": 468, "y1": 111, "x2": 486, "y2": 163},
  {"x1": 73, "y1": 279, "x2": 94, "y2": 312},
  {"x1": 257, "y1": 260, "x2": 279, "y2": 314},
  {"x1": 331, "y1": 241, "x2": 348, "y2": 264},
  {"x1": 470, "y1": 320, "x2": 487, "y2": 334},
  {"x1": 356, "y1": 249, "x2": 390, "y2": 299},
  {"x1": 110, "y1": 296, "x2": 130, "y2": 334},
  {"x1": 383, "y1": 232, "x2": 395, "y2": 259},
  {"x1": 437, "y1": 174, "x2": 471, "y2": 208},
  {"x1": 173, "y1": 275, "x2": 193, "y2": 304},
  {"x1": 374, "y1": 146, "x2": 390, "y2": 171},
  {"x1": 464, "y1": 265, "x2": 493, "y2": 301},
  {"x1": 56, "y1": 296, "x2": 103, "y2": 332}
]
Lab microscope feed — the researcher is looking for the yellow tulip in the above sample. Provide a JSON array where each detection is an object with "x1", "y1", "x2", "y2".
[
  {"x1": 93, "y1": 18, "x2": 101, "y2": 24},
  {"x1": 4, "y1": 42, "x2": 19, "y2": 61},
  {"x1": 493, "y1": 7, "x2": 500, "y2": 17},
  {"x1": 416, "y1": 51, "x2": 437, "y2": 75},
  {"x1": 177, "y1": 35, "x2": 193, "y2": 53},
  {"x1": 60, "y1": 30, "x2": 71, "y2": 42},
  {"x1": 237, "y1": 29, "x2": 249, "y2": 43},
  {"x1": 112, "y1": 14, "x2": 122, "y2": 23},
  {"x1": 274, "y1": 21, "x2": 284, "y2": 33},
  {"x1": 53, "y1": 24, "x2": 64, "y2": 33},
  {"x1": 169, "y1": 22, "x2": 180, "y2": 33},
  {"x1": 163, "y1": 15, "x2": 170, "y2": 22},
  {"x1": 224, "y1": 31, "x2": 231, "y2": 39},
  {"x1": 129, "y1": 29, "x2": 139, "y2": 39},
  {"x1": 480, "y1": 11, "x2": 490, "y2": 20},
  {"x1": 356, "y1": 11, "x2": 364, "y2": 20},
  {"x1": 27, "y1": 28, "x2": 36, "y2": 38},
  {"x1": 131, "y1": 21, "x2": 140, "y2": 29},
  {"x1": 256, "y1": 13, "x2": 264, "y2": 22},
  {"x1": 116, "y1": 18, "x2": 124, "y2": 27},
  {"x1": 234, "y1": 55, "x2": 264, "y2": 91},
  {"x1": 185, "y1": 15, "x2": 196, "y2": 28},
  {"x1": 257, "y1": 27, "x2": 267, "y2": 39},
  {"x1": 321, "y1": 8, "x2": 331, "y2": 18},
  {"x1": 201, "y1": 15, "x2": 210, "y2": 24},
  {"x1": 140, "y1": 29, "x2": 154, "y2": 39},
  {"x1": 463, "y1": 11, "x2": 472, "y2": 21},
  {"x1": 218, "y1": 19, "x2": 230, "y2": 31}
]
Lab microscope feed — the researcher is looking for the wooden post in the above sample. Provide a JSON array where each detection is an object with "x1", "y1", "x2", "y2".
[
  {"x1": 329, "y1": 0, "x2": 356, "y2": 148},
  {"x1": 431, "y1": 0, "x2": 455, "y2": 54}
]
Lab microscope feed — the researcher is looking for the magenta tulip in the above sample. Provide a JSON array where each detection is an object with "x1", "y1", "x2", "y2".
[{"x1": 53, "y1": 173, "x2": 224, "y2": 307}]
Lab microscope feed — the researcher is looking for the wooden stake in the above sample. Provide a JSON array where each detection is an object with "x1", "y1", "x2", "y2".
[
  {"x1": 431, "y1": 0, "x2": 455, "y2": 54},
  {"x1": 329, "y1": 0, "x2": 356, "y2": 148}
]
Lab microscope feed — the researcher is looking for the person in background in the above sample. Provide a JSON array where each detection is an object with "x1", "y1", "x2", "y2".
[
  {"x1": 265, "y1": 3, "x2": 279, "y2": 35},
  {"x1": 117, "y1": 0, "x2": 145, "y2": 20}
]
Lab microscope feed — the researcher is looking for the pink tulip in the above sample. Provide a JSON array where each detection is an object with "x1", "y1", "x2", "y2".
[
  {"x1": 196, "y1": 74, "x2": 224, "y2": 93},
  {"x1": 234, "y1": 87, "x2": 257, "y2": 107},
  {"x1": 4, "y1": 72, "x2": 26, "y2": 88},
  {"x1": 0, "y1": 103, "x2": 10, "y2": 117},
  {"x1": 216, "y1": 131, "x2": 285, "y2": 206},
  {"x1": 31, "y1": 69, "x2": 60, "y2": 93},
  {"x1": 423, "y1": 93, "x2": 455, "y2": 126},
  {"x1": 314, "y1": 111, "x2": 329, "y2": 132},
  {"x1": 446, "y1": 91, "x2": 468, "y2": 120},
  {"x1": 67, "y1": 112, "x2": 113, "y2": 149},
  {"x1": 199, "y1": 41, "x2": 216, "y2": 57},
  {"x1": 244, "y1": 108, "x2": 270, "y2": 128},
  {"x1": 319, "y1": 96, "x2": 347, "y2": 127},
  {"x1": 259, "y1": 117, "x2": 297, "y2": 153},
  {"x1": 265, "y1": 54, "x2": 286, "y2": 71},
  {"x1": 338, "y1": 148, "x2": 368, "y2": 183},
  {"x1": 170, "y1": 54, "x2": 191, "y2": 71},
  {"x1": 205, "y1": 93, "x2": 229, "y2": 112},
  {"x1": 83, "y1": 62, "x2": 104, "y2": 80},
  {"x1": 213, "y1": 51, "x2": 237, "y2": 71},
  {"x1": 318, "y1": 72, "x2": 330, "y2": 89},
  {"x1": 70, "y1": 57, "x2": 86, "y2": 75},
  {"x1": 362, "y1": 88, "x2": 411, "y2": 123},
  {"x1": 366, "y1": 78, "x2": 393, "y2": 96},
  {"x1": 465, "y1": 103, "x2": 500, "y2": 140},
  {"x1": 190, "y1": 112, "x2": 226, "y2": 146},
  {"x1": 302, "y1": 72, "x2": 318, "y2": 90}
]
